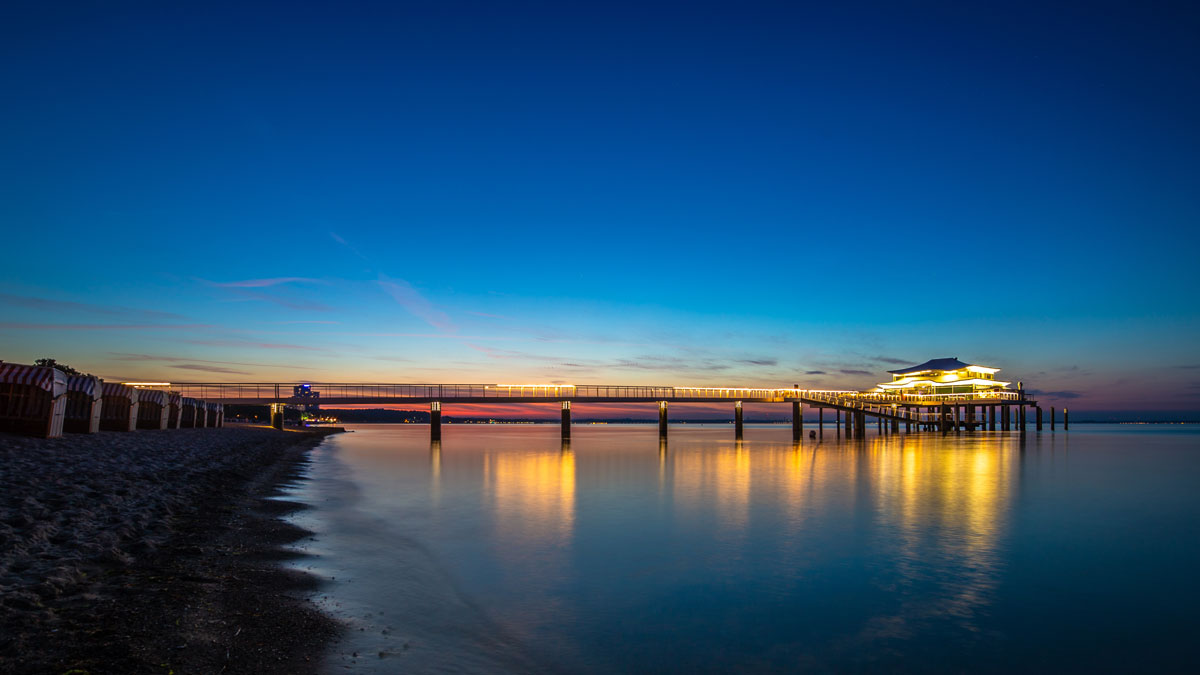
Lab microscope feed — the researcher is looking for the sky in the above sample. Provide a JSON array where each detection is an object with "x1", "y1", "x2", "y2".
[{"x1": 1, "y1": 0, "x2": 1199, "y2": 416}]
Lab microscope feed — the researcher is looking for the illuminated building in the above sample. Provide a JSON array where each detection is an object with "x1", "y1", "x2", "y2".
[
  {"x1": 873, "y1": 357, "x2": 1010, "y2": 396},
  {"x1": 293, "y1": 383, "x2": 321, "y2": 419}
]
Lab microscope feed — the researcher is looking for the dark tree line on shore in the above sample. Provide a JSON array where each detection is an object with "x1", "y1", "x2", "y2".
[{"x1": 33, "y1": 358, "x2": 89, "y2": 377}]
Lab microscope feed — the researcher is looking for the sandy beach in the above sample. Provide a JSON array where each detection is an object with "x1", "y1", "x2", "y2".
[{"x1": 0, "y1": 425, "x2": 342, "y2": 674}]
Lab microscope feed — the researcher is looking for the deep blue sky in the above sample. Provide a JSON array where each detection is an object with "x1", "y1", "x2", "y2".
[{"x1": 1, "y1": 1, "x2": 1198, "y2": 411}]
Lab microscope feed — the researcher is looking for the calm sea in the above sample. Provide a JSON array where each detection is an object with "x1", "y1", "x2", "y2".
[{"x1": 280, "y1": 423, "x2": 1200, "y2": 673}]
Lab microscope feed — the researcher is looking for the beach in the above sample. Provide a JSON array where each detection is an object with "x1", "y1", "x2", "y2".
[{"x1": 0, "y1": 425, "x2": 341, "y2": 674}]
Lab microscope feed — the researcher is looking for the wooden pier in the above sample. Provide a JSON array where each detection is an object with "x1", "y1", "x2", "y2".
[{"x1": 170, "y1": 382, "x2": 1042, "y2": 441}]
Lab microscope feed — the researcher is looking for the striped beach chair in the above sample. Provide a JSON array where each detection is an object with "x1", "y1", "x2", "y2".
[
  {"x1": 100, "y1": 382, "x2": 140, "y2": 432},
  {"x1": 0, "y1": 363, "x2": 68, "y2": 438},
  {"x1": 65, "y1": 374, "x2": 103, "y2": 433},
  {"x1": 135, "y1": 388, "x2": 169, "y2": 430}
]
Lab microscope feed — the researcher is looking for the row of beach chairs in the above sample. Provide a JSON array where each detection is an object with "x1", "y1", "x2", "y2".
[{"x1": 0, "y1": 361, "x2": 224, "y2": 438}]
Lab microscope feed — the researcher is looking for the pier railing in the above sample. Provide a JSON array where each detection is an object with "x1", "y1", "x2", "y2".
[
  {"x1": 167, "y1": 382, "x2": 1027, "y2": 407},
  {"x1": 846, "y1": 390, "x2": 1024, "y2": 403},
  {"x1": 170, "y1": 383, "x2": 802, "y2": 404}
]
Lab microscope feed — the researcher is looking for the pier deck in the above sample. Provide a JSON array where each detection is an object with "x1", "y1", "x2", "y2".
[{"x1": 167, "y1": 382, "x2": 1039, "y2": 439}]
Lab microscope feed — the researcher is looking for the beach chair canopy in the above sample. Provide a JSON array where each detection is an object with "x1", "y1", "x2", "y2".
[
  {"x1": 101, "y1": 382, "x2": 134, "y2": 399},
  {"x1": 66, "y1": 375, "x2": 102, "y2": 400},
  {"x1": 136, "y1": 388, "x2": 167, "y2": 406},
  {"x1": 168, "y1": 392, "x2": 181, "y2": 406},
  {"x1": 0, "y1": 363, "x2": 66, "y2": 397}
]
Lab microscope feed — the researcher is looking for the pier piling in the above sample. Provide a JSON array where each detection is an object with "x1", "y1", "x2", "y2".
[
  {"x1": 734, "y1": 400, "x2": 743, "y2": 438},
  {"x1": 561, "y1": 400, "x2": 571, "y2": 440},
  {"x1": 792, "y1": 401, "x2": 802, "y2": 441},
  {"x1": 1064, "y1": 407, "x2": 1069, "y2": 430},
  {"x1": 270, "y1": 403, "x2": 284, "y2": 431},
  {"x1": 1036, "y1": 406, "x2": 1043, "y2": 431},
  {"x1": 1050, "y1": 407, "x2": 1056, "y2": 431},
  {"x1": 659, "y1": 401, "x2": 668, "y2": 438},
  {"x1": 430, "y1": 401, "x2": 441, "y2": 441}
]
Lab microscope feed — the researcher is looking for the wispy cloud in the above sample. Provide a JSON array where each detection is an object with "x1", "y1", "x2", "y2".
[
  {"x1": 462, "y1": 346, "x2": 738, "y2": 374},
  {"x1": 465, "y1": 343, "x2": 524, "y2": 358},
  {"x1": 106, "y1": 352, "x2": 304, "y2": 369},
  {"x1": 168, "y1": 364, "x2": 251, "y2": 375},
  {"x1": 351, "y1": 332, "x2": 510, "y2": 340},
  {"x1": 377, "y1": 274, "x2": 455, "y2": 332},
  {"x1": 839, "y1": 369, "x2": 872, "y2": 375},
  {"x1": 267, "y1": 320, "x2": 340, "y2": 325},
  {"x1": 330, "y1": 232, "x2": 371, "y2": 262},
  {"x1": 224, "y1": 288, "x2": 335, "y2": 311},
  {"x1": 196, "y1": 277, "x2": 334, "y2": 312},
  {"x1": 209, "y1": 277, "x2": 321, "y2": 288},
  {"x1": 175, "y1": 338, "x2": 327, "y2": 352},
  {"x1": 806, "y1": 370, "x2": 827, "y2": 375},
  {"x1": 615, "y1": 358, "x2": 730, "y2": 372},
  {"x1": 738, "y1": 358, "x2": 778, "y2": 366},
  {"x1": 871, "y1": 355, "x2": 912, "y2": 365},
  {"x1": 0, "y1": 293, "x2": 185, "y2": 320},
  {"x1": 1, "y1": 322, "x2": 212, "y2": 331},
  {"x1": 1030, "y1": 389, "x2": 1084, "y2": 399}
]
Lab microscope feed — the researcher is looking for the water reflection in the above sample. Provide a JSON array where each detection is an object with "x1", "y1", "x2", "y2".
[
  {"x1": 661, "y1": 431, "x2": 1014, "y2": 656},
  {"x1": 851, "y1": 435, "x2": 1012, "y2": 652},
  {"x1": 486, "y1": 445, "x2": 576, "y2": 545},
  {"x1": 303, "y1": 425, "x2": 1060, "y2": 673}
]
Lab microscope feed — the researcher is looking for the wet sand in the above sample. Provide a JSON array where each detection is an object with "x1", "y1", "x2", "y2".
[{"x1": 0, "y1": 425, "x2": 342, "y2": 674}]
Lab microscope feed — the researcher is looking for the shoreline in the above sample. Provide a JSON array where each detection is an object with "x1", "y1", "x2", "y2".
[{"x1": 0, "y1": 426, "x2": 343, "y2": 674}]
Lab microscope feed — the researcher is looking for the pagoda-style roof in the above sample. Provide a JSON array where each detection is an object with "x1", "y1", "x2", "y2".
[{"x1": 887, "y1": 357, "x2": 974, "y2": 375}]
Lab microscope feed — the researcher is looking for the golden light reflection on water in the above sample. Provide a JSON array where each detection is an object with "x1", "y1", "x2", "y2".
[
  {"x1": 858, "y1": 435, "x2": 1013, "y2": 642},
  {"x1": 663, "y1": 431, "x2": 1014, "y2": 639},
  {"x1": 485, "y1": 445, "x2": 576, "y2": 547},
  {"x1": 441, "y1": 427, "x2": 1017, "y2": 647}
]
